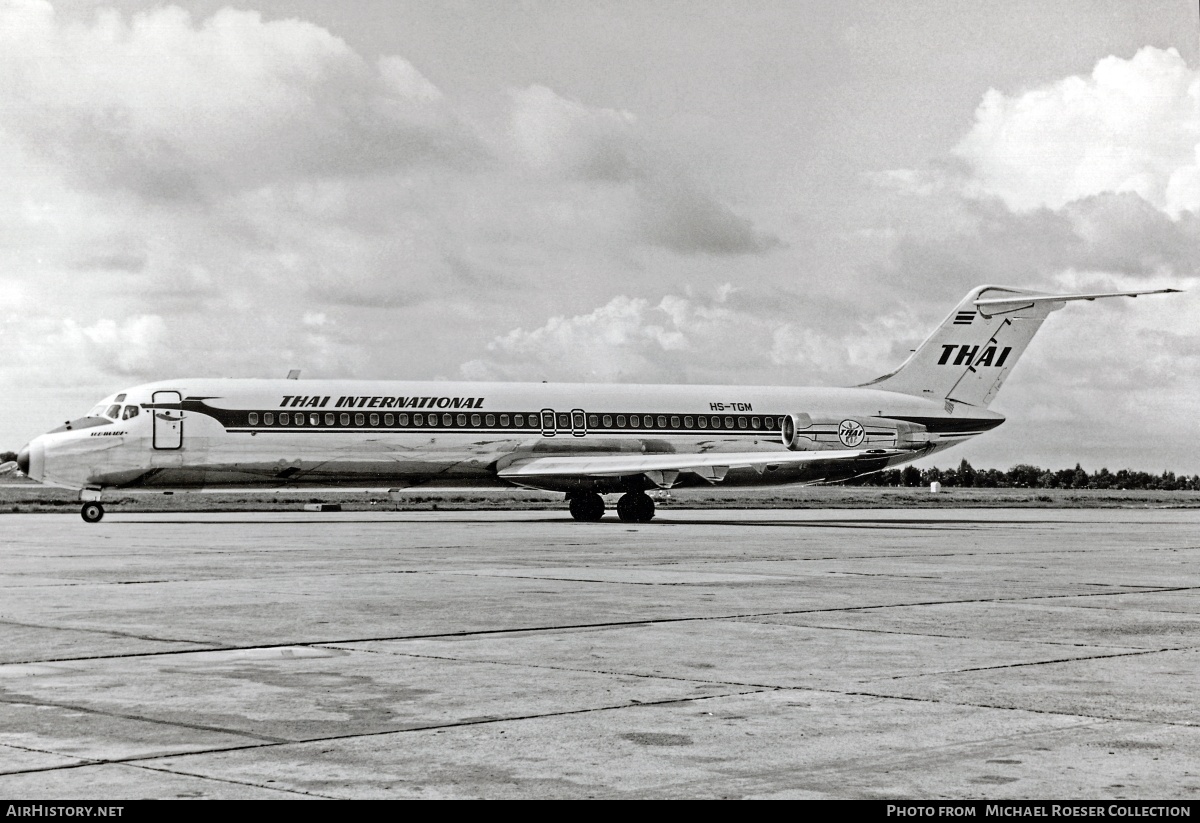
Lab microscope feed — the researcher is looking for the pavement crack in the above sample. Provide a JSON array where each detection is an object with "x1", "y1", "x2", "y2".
[
  {"x1": 0, "y1": 696, "x2": 287, "y2": 744},
  {"x1": 129, "y1": 762, "x2": 342, "y2": 799},
  {"x1": 0, "y1": 617, "x2": 225, "y2": 650}
]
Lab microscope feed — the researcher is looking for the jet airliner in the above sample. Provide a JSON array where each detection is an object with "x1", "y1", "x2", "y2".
[{"x1": 14, "y1": 285, "x2": 1178, "y2": 523}]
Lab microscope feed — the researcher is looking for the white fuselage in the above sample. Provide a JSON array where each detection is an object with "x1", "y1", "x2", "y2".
[{"x1": 21, "y1": 378, "x2": 1002, "y2": 495}]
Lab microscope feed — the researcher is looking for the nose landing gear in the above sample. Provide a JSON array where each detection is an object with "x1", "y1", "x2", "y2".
[{"x1": 81, "y1": 502, "x2": 105, "y2": 523}]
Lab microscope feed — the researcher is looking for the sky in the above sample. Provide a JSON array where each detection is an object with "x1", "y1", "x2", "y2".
[{"x1": 1, "y1": 0, "x2": 1198, "y2": 472}]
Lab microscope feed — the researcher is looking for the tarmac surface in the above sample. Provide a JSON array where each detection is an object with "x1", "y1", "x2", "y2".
[{"x1": 0, "y1": 507, "x2": 1198, "y2": 799}]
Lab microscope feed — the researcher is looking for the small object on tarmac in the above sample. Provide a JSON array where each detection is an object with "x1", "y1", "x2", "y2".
[{"x1": 304, "y1": 503, "x2": 342, "y2": 512}]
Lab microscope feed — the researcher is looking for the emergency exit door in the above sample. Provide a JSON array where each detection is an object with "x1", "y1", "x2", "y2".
[{"x1": 152, "y1": 391, "x2": 183, "y2": 450}]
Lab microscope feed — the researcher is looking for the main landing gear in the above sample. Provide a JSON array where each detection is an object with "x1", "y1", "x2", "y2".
[
  {"x1": 80, "y1": 502, "x2": 105, "y2": 523},
  {"x1": 616, "y1": 491, "x2": 655, "y2": 523},
  {"x1": 567, "y1": 491, "x2": 656, "y2": 522},
  {"x1": 568, "y1": 491, "x2": 605, "y2": 522}
]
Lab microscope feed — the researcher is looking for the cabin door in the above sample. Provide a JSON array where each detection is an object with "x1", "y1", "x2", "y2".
[{"x1": 152, "y1": 390, "x2": 184, "y2": 450}]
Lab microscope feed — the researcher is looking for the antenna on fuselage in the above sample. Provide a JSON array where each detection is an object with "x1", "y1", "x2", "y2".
[{"x1": 286, "y1": 370, "x2": 301, "y2": 380}]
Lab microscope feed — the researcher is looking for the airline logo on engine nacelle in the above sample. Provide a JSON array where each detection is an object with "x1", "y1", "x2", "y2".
[
  {"x1": 937, "y1": 345, "x2": 1012, "y2": 368},
  {"x1": 838, "y1": 419, "x2": 865, "y2": 448}
]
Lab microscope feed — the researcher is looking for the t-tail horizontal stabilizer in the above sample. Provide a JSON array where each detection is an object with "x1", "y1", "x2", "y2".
[{"x1": 861, "y1": 285, "x2": 1181, "y2": 408}]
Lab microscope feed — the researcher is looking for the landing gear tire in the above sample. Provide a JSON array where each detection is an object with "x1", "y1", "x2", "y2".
[
  {"x1": 81, "y1": 502, "x2": 105, "y2": 523},
  {"x1": 568, "y1": 491, "x2": 605, "y2": 521},
  {"x1": 616, "y1": 492, "x2": 655, "y2": 523}
]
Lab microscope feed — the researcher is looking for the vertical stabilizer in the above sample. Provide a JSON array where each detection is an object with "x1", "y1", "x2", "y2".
[
  {"x1": 862, "y1": 286, "x2": 1062, "y2": 408},
  {"x1": 862, "y1": 284, "x2": 1179, "y2": 407}
]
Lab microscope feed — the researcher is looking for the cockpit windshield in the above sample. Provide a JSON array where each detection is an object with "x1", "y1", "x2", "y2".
[
  {"x1": 86, "y1": 400, "x2": 140, "y2": 421},
  {"x1": 49, "y1": 416, "x2": 113, "y2": 434},
  {"x1": 64, "y1": 395, "x2": 141, "y2": 432}
]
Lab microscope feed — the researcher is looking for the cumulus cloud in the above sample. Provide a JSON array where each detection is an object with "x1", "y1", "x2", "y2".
[
  {"x1": 1, "y1": 313, "x2": 168, "y2": 390},
  {"x1": 0, "y1": 0, "x2": 785, "y2": 445},
  {"x1": 955, "y1": 47, "x2": 1200, "y2": 217},
  {"x1": 508, "y1": 85, "x2": 639, "y2": 182},
  {"x1": 461, "y1": 287, "x2": 905, "y2": 386},
  {"x1": 0, "y1": 0, "x2": 483, "y2": 200},
  {"x1": 505, "y1": 84, "x2": 779, "y2": 255}
]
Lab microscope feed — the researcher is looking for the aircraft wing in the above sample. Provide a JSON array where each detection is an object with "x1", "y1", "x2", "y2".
[{"x1": 498, "y1": 448, "x2": 902, "y2": 485}]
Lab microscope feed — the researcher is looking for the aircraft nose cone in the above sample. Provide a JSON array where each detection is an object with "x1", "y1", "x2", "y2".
[{"x1": 17, "y1": 445, "x2": 30, "y2": 475}]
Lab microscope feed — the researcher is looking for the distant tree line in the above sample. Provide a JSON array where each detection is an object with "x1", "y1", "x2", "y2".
[{"x1": 847, "y1": 459, "x2": 1200, "y2": 491}]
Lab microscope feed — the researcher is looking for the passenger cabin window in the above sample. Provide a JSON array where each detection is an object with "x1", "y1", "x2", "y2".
[
  {"x1": 471, "y1": 414, "x2": 481, "y2": 426},
  {"x1": 500, "y1": 414, "x2": 510, "y2": 426},
  {"x1": 684, "y1": 416, "x2": 693, "y2": 427},
  {"x1": 588, "y1": 414, "x2": 599, "y2": 428},
  {"x1": 280, "y1": 412, "x2": 290, "y2": 425},
  {"x1": 698, "y1": 417, "x2": 707, "y2": 428},
  {"x1": 264, "y1": 412, "x2": 274, "y2": 425},
  {"x1": 738, "y1": 416, "x2": 747, "y2": 428},
  {"x1": 414, "y1": 414, "x2": 424, "y2": 426},
  {"x1": 369, "y1": 413, "x2": 378, "y2": 426},
  {"x1": 385, "y1": 414, "x2": 395, "y2": 425},
  {"x1": 630, "y1": 415, "x2": 640, "y2": 427},
  {"x1": 311, "y1": 413, "x2": 321, "y2": 426},
  {"x1": 293, "y1": 414, "x2": 303, "y2": 426},
  {"x1": 485, "y1": 414, "x2": 495, "y2": 426},
  {"x1": 616, "y1": 415, "x2": 626, "y2": 426},
  {"x1": 443, "y1": 413, "x2": 453, "y2": 426},
  {"x1": 657, "y1": 415, "x2": 667, "y2": 427},
  {"x1": 457, "y1": 413, "x2": 467, "y2": 426},
  {"x1": 353, "y1": 413, "x2": 363, "y2": 426},
  {"x1": 557, "y1": 413, "x2": 569, "y2": 428},
  {"x1": 751, "y1": 417, "x2": 761, "y2": 429},
  {"x1": 248, "y1": 412, "x2": 259, "y2": 425}
]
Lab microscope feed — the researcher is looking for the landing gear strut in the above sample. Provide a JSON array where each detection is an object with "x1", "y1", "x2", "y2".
[
  {"x1": 80, "y1": 502, "x2": 105, "y2": 523},
  {"x1": 568, "y1": 491, "x2": 605, "y2": 521},
  {"x1": 616, "y1": 491, "x2": 655, "y2": 523}
]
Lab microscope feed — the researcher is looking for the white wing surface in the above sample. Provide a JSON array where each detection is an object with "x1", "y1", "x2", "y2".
[{"x1": 498, "y1": 448, "x2": 902, "y2": 484}]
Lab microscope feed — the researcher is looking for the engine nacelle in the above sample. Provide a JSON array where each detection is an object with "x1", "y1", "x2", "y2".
[
  {"x1": 780, "y1": 413, "x2": 815, "y2": 450},
  {"x1": 781, "y1": 414, "x2": 929, "y2": 451}
]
